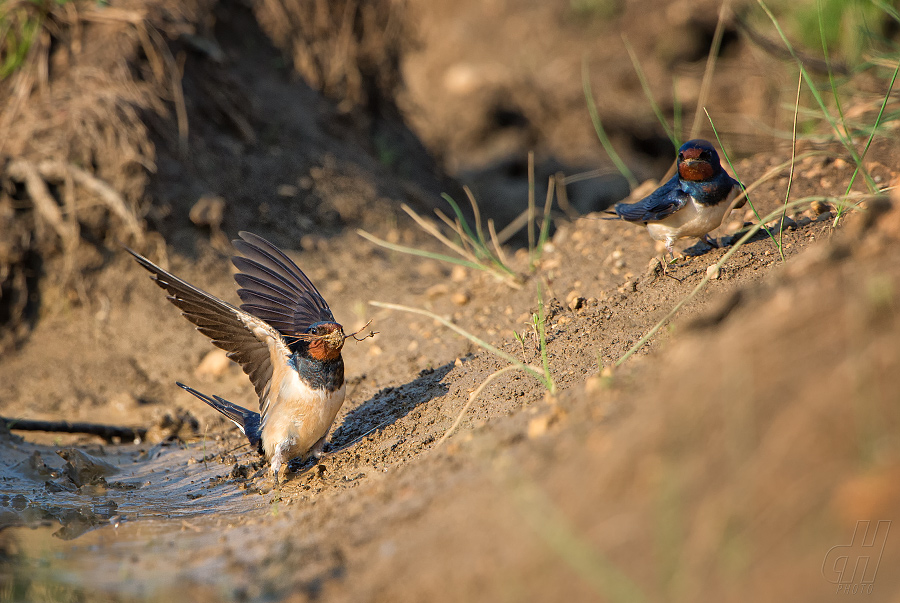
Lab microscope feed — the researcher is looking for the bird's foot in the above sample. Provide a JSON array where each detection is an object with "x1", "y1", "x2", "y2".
[
  {"x1": 702, "y1": 234, "x2": 720, "y2": 249},
  {"x1": 662, "y1": 248, "x2": 685, "y2": 282}
]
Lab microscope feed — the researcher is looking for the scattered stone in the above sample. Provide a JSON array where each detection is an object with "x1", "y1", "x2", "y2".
[
  {"x1": 57, "y1": 449, "x2": 118, "y2": 488},
  {"x1": 584, "y1": 375, "x2": 603, "y2": 394},
  {"x1": 425, "y1": 283, "x2": 449, "y2": 298},
  {"x1": 567, "y1": 296, "x2": 586, "y2": 311},
  {"x1": 416, "y1": 260, "x2": 443, "y2": 278},
  {"x1": 145, "y1": 411, "x2": 200, "y2": 444},
  {"x1": 706, "y1": 264, "x2": 720, "y2": 280},
  {"x1": 766, "y1": 215, "x2": 797, "y2": 233},
  {"x1": 527, "y1": 415, "x2": 552, "y2": 438},
  {"x1": 617, "y1": 279, "x2": 637, "y2": 294},
  {"x1": 276, "y1": 184, "x2": 298, "y2": 197},
  {"x1": 300, "y1": 235, "x2": 320, "y2": 251},
  {"x1": 195, "y1": 349, "x2": 231, "y2": 379},
  {"x1": 451, "y1": 291, "x2": 470, "y2": 306},
  {"x1": 644, "y1": 257, "x2": 662, "y2": 279},
  {"x1": 527, "y1": 406, "x2": 565, "y2": 438},
  {"x1": 189, "y1": 195, "x2": 225, "y2": 229},
  {"x1": 811, "y1": 200, "x2": 832, "y2": 215}
]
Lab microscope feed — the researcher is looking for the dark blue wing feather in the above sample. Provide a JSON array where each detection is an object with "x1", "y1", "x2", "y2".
[
  {"x1": 614, "y1": 175, "x2": 690, "y2": 223},
  {"x1": 231, "y1": 232, "x2": 335, "y2": 335}
]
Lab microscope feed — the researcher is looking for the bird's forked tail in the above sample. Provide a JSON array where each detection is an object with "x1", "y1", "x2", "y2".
[{"x1": 176, "y1": 382, "x2": 262, "y2": 449}]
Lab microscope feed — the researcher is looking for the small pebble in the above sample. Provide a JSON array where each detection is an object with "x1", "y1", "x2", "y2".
[
  {"x1": 425, "y1": 283, "x2": 449, "y2": 298},
  {"x1": 706, "y1": 264, "x2": 720, "y2": 280},
  {"x1": 276, "y1": 184, "x2": 298, "y2": 197},
  {"x1": 568, "y1": 296, "x2": 586, "y2": 311},
  {"x1": 811, "y1": 200, "x2": 832, "y2": 215},
  {"x1": 451, "y1": 292, "x2": 470, "y2": 306},
  {"x1": 450, "y1": 265, "x2": 468, "y2": 283},
  {"x1": 195, "y1": 349, "x2": 231, "y2": 378},
  {"x1": 189, "y1": 195, "x2": 225, "y2": 229}
]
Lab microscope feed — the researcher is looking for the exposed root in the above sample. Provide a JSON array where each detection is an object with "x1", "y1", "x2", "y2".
[
  {"x1": 254, "y1": 0, "x2": 411, "y2": 109},
  {"x1": 5, "y1": 160, "x2": 79, "y2": 252}
]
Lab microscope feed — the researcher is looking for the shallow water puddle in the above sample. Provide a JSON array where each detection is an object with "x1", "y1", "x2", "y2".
[{"x1": 1, "y1": 430, "x2": 274, "y2": 599}]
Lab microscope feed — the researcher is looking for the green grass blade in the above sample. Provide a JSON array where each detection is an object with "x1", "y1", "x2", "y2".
[
  {"x1": 533, "y1": 176, "x2": 555, "y2": 266},
  {"x1": 536, "y1": 284, "x2": 556, "y2": 394},
  {"x1": 757, "y1": 0, "x2": 878, "y2": 193},
  {"x1": 439, "y1": 194, "x2": 518, "y2": 276},
  {"x1": 834, "y1": 57, "x2": 899, "y2": 224},
  {"x1": 704, "y1": 108, "x2": 782, "y2": 257},
  {"x1": 818, "y1": 0, "x2": 849, "y2": 141},
  {"x1": 441, "y1": 194, "x2": 485, "y2": 256},
  {"x1": 357, "y1": 229, "x2": 492, "y2": 273},
  {"x1": 582, "y1": 57, "x2": 639, "y2": 190},
  {"x1": 370, "y1": 301, "x2": 549, "y2": 387},
  {"x1": 780, "y1": 71, "x2": 802, "y2": 257},
  {"x1": 504, "y1": 472, "x2": 649, "y2": 603},
  {"x1": 622, "y1": 34, "x2": 679, "y2": 148}
]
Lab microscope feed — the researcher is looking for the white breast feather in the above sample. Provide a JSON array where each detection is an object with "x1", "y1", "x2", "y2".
[
  {"x1": 261, "y1": 370, "x2": 346, "y2": 461},
  {"x1": 645, "y1": 195, "x2": 733, "y2": 244}
]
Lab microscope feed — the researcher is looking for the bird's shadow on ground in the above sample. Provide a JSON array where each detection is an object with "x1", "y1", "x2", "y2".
[
  {"x1": 683, "y1": 224, "x2": 777, "y2": 258},
  {"x1": 323, "y1": 362, "x2": 453, "y2": 455}
]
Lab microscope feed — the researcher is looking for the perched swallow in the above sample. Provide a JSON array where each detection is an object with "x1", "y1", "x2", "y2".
[
  {"x1": 612, "y1": 139, "x2": 742, "y2": 257},
  {"x1": 128, "y1": 232, "x2": 349, "y2": 481}
]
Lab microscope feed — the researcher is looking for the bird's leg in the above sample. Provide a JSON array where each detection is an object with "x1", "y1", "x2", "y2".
[
  {"x1": 703, "y1": 234, "x2": 720, "y2": 249},
  {"x1": 270, "y1": 440, "x2": 290, "y2": 486},
  {"x1": 663, "y1": 240, "x2": 684, "y2": 281},
  {"x1": 662, "y1": 240, "x2": 676, "y2": 274},
  {"x1": 309, "y1": 434, "x2": 328, "y2": 460}
]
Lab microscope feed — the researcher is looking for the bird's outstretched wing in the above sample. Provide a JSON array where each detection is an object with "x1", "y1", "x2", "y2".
[
  {"x1": 614, "y1": 176, "x2": 691, "y2": 223},
  {"x1": 128, "y1": 249, "x2": 287, "y2": 404},
  {"x1": 230, "y1": 231, "x2": 335, "y2": 336}
]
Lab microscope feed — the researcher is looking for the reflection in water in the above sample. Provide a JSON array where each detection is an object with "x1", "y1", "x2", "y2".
[{"x1": 0, "y1": 433, "x2": 272, "y2": 601}]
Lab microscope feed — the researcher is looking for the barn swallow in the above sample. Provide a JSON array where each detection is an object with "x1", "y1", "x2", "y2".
[
  {"x1": 611, "y1": 139, "x2": 742, "y2": 258},
  {"x1": 128, "y1": 232, "x2": 351, "y2": 482}
]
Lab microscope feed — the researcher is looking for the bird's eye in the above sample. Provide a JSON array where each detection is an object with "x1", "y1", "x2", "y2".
[{"x1": 678, "y1": 153, "x2": 684, "y2": 161}]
